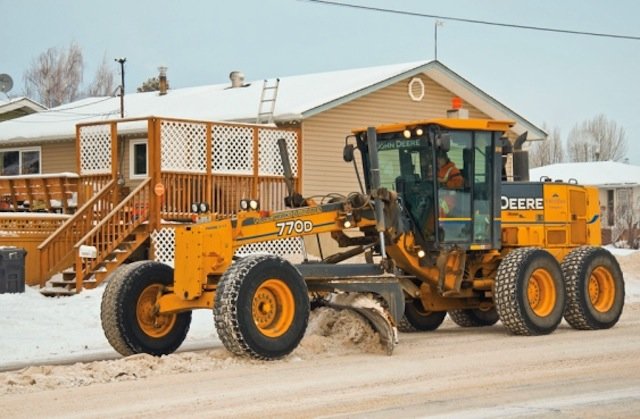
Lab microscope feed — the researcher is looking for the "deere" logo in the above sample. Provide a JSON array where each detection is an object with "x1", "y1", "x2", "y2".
[{"x1": 501, "y1": 196, "x2": 544, "y2": 210}]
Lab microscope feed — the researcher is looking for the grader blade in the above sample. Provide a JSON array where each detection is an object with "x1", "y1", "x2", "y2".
[{"x1": 327, "y1": 293, "x2": 398, "y2": 355}]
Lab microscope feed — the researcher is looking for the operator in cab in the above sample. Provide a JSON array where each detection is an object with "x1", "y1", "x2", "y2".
[{"x1": 436, "y1": 150, "x2": 463, "y2": 189}]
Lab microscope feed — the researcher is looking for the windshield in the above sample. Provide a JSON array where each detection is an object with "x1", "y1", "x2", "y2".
[
  {"x1": 377, "y1": 132, "x2": 435, "y2": 239},
  {"x1": 371, "y1": 127, "x2": 497, "y2": 246}
]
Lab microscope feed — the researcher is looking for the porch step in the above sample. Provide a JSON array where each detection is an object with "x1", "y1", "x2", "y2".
[
  {"x1": 40, "y1": 287, "x2": 78, "y2": 297},
  {"x1": 40, "y1": 233, "x2": 149, "y2": 296}
]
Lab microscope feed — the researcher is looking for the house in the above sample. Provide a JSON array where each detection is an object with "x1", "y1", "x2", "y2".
[
  {"x1": 0, "y1": 60, "x2": 545, "y2": 196},
  {"x1": 0, "y1": 60, "x2": 548, "y2": 291},
  {"x1": 530, "y1": 161, "x2": 640, "y2": 244}
]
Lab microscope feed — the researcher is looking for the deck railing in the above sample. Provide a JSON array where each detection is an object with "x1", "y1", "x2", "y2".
[
  {"x1": 38, "y1": 179, "x2": 119, "y2": 281},
  {"x1": 0, "y1": 173, "x2": 79, "y2": 214},
  {"x1": 73, "y1": 178, "x2": 152, "y2": 291}
]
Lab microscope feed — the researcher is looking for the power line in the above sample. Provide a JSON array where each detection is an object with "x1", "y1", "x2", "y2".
[{"x1": 302, "y1": 0, "x2": 640, "y2": 41}]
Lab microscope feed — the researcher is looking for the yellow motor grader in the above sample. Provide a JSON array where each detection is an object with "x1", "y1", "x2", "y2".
[{"x1": 100, "y1": 117, "x2": 625, "y2": 360}]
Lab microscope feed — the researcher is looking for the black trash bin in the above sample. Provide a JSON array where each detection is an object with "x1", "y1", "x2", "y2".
[{"x1": 0, "y1": 247, "x2": 26, "y2": 294}]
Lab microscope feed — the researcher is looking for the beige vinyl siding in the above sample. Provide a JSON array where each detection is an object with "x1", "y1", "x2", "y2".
[
  {"x1": 301, "y1": 75, "x2": 490, "y2": 197},
  {"x1": 41, "y1": 140, "x2": 76, "y2": 174}
]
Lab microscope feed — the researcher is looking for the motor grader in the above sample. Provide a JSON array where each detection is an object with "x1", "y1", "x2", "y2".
[{"x1": 100, "y1": 117, "x2": 625, "y2": 360}]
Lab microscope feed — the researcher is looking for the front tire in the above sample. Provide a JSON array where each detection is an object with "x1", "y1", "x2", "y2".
[
  {"x1": 494, "y1": 248, "x2": 566, "y2": 336},
  {"x1": 101, "y1": 261, "x2": 192, "y2": 356},
  {"x1": 562, "y1": 246, "x2": 625, "y2": 330},
  {"x1": 214, "y1": 255, "x2": 309, "y2": 360},
  {"x1": 397, "y1": 299, "x2": 446, "y2": 332}
]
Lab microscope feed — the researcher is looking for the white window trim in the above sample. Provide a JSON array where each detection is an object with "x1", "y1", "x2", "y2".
[
  {"x1": 0, "y1": 146, "x2": 42, "y2": 175},
  {"x1": 129, "y1": 139, "x2": 148, "y2": 179}
]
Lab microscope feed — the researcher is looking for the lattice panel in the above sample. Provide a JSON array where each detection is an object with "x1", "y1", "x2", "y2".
[
  {"x1": 151, "y1": 228, "x2": 176, "y2": 267},
  {"x1": 258, "y1": 129, "x2": 298, "y2": 176},
  {"x1": 236, "y1": 237, "x2": 304, "y2": 257},
  {"x1": 161, "y1": 121, "x2": 207, "y2": 173},
  {"x1": 79, "y1": 125, "x2": 112, "y2": 175},
  {"x1": 211, "y1": 125, "x2": 254, "y2": 175}
]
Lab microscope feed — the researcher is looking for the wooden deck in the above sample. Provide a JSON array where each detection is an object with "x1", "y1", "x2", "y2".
[{"x1": 0, "y1": 117, "x2": 301, "y2": 294}]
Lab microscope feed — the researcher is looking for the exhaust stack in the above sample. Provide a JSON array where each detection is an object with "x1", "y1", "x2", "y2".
[{"x1": 512, "y1": 132, "x2": 529, "y2": 182}]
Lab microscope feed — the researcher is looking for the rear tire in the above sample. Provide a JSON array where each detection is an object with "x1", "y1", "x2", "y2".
[
  {"x1": 494, "y1": 248, "x2": 566, "y2": 336},
  {"x1": 214, "y1": 255, "x2": 309, "y2": 360},
  {"x1": 398, "y1": 299, "x2": 446, "y2": 332},
  {"x1": 101, "y1": 261, "x2": 192, "y2": 356},
  {"x1": 562, "y1": 246, "x2": 624, "y2": 330},
  {"x1": 448, "y1": 307, "x2": 499, "y2": 327}
]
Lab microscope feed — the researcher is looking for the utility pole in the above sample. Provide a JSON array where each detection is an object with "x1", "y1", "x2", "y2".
[
  {"x1": 434, "y1": 20, "x2": 444, "y2": 60},
  {"x1": 114, "y1": 57, "x2": 127, "y2": 118}
]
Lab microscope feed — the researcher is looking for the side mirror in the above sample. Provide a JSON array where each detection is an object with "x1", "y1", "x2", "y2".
[
  {"x1": 343, "y1": 144, "x2": 355, "y2": 162},
  {"x1": 436, "y1": 134, "x2": 450, "y2": 152}
]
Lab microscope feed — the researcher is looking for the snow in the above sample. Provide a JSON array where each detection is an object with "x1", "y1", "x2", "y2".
[
  {"x1": 1, "y1": 250, "x2": 638, "y2": 372},
  {"x1": 0, "y1": 61, "x2": 429, "y2": 144},
  {"x1": 530, "y1": 161, "x2": 640, "y2": 186}
]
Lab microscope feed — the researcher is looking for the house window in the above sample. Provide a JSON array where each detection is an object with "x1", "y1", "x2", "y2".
[
  {"x1": 129, "y1": 139, "x2": 148, "y2": 178},
  {"x1": 0, "y1": 147, "x2": 41, "y2": 175}
]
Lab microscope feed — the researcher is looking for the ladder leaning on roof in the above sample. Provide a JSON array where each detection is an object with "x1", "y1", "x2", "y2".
[{"x1": 256, "y1": 78, "x2": 280, "y2": 125}]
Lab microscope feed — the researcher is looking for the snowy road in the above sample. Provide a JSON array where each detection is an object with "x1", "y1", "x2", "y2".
[
  {"x1": 2, "y1": 302, "x2": 640, "y2": 418},
  {"x1": 1, "y1": 250, "x2": 639, "y2": 417}
]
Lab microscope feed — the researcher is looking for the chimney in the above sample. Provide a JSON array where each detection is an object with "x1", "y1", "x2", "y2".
[
  {"x1": 158, "y1": 66, "x2": 168, "y2": 96},
  {"x1": 446, "y1": 97, "x2": 469, "y2": 119},
  {"x1": 229, "y1": 71, "x2": 245, "y2": 88}
]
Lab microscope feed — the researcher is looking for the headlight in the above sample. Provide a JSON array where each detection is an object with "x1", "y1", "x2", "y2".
[
  {"x1": 240, "y1": 200, "x2": 249, "y2": 210},
  {"x1": 198, "y1": 202, "x2": 209, "y2": 213},
  {"x1": 191, "y1": 202, "x2": 199, "y2": 213},
  {"x1": 249, "y1": 200, "x2": 259, "y2": 210}
]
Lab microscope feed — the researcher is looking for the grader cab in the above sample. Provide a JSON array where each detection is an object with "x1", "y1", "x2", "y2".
[{"x1": 100, "y1": 118, "x2": 625, "y2": 360}]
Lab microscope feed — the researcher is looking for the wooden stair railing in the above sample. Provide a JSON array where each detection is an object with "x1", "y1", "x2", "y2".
[
  {"x1": 40, "y1": 178, "x2": 152, "y2": 295},
  {"x1": 38, "y1": 179, "x2": 118, "y2": 285}
]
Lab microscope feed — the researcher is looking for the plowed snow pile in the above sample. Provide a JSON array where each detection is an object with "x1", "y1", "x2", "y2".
[{"x1": 0, "y1": 307, "x2": 383, "y2": 395}]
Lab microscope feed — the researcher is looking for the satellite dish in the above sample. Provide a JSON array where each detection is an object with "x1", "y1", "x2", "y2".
[{"x1": 0, "y1": 74, "x2": 14, "y2": 93}]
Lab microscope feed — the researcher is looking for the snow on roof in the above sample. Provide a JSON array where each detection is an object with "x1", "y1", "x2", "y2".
[
  {"x1": 0, "y1": 60, "x2": 544, "y2": 145},
  {"x1": 0, "y1": 96, "x2": 47, "y2": 115},
  {"x1": 530, "y1": 161, "x2": 640, "y2": 186}
]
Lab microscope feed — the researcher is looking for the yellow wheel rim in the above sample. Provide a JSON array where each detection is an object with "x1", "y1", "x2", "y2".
[
  {"x1": 252, "y1": 279, "x2": 295, "y2": 338},
  {"x1": 527, "y1": 268, "x2": 557, "y2": 317},
  {"x1": 136, "y1": 284, "x2": 176, "y2": 338},
  {"x1": 588, "y1": 266, "x2": 616, "y2": 313}
]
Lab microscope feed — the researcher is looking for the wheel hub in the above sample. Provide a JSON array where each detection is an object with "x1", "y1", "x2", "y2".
[
  {"x1": 589, "y1": 266, "x2": 615, "y2": 313},
  {"x1": 252, "y1": 279, "x2": 295, "y2": 338},
  {"x1": 527, "y1": 268, "x2": 556, "y2": 317},
  {"x1": 136, "y1": 284, "x2": 176, "y2": 338}
]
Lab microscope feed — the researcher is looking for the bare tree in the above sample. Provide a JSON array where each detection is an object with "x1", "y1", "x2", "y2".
[
  {"x1": 528, "y1": 124, "x2": 564, "y2": 168},
  {"x1": 23, "y1": 42, "x2": 84, "y2": 107},
  {"x1": 612, "y1": 189, "x2": 639, "y2": 249},
  {"x1": 137, "y1": 76, "x2": 168, "y2": 93},
  {"x1": 567, "y1": 114, "x2": 628, "y2": 162},
  {"x1": 86, "y1": 54, "x2": 115, "y2": 97}
]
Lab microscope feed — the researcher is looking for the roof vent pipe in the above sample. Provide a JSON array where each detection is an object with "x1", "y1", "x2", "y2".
[
  {"x1": 158, "y1": 66, "x2": 168, "y2": 96},
  {"x1": 229, "y1": 71, "x2": 245, "y2": 88}
]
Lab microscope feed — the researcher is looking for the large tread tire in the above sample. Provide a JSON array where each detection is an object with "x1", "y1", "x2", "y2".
[
  {"x1": 562, "y1": 246, "x2": 625, "y2": 330},
  {"x1": 214, "y1": 254, "x2": 309, "y2": 360},
  {"x1": 448, "y1": 307, "x2": 499, "y2": 328},
  {"x1": 397, "y1": 299, "x2": 446, "y2": 332},
  {"x1": 494, "y1": 248, "x2": 566, "y2": 336},
  {"x1": 101, "y1": 261, "x2": 192, "y2": 356}
]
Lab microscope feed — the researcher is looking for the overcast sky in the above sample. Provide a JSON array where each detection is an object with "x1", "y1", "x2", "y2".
[{"x1": 2, "y1": 0, "x2": 639, "y2": 163}]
